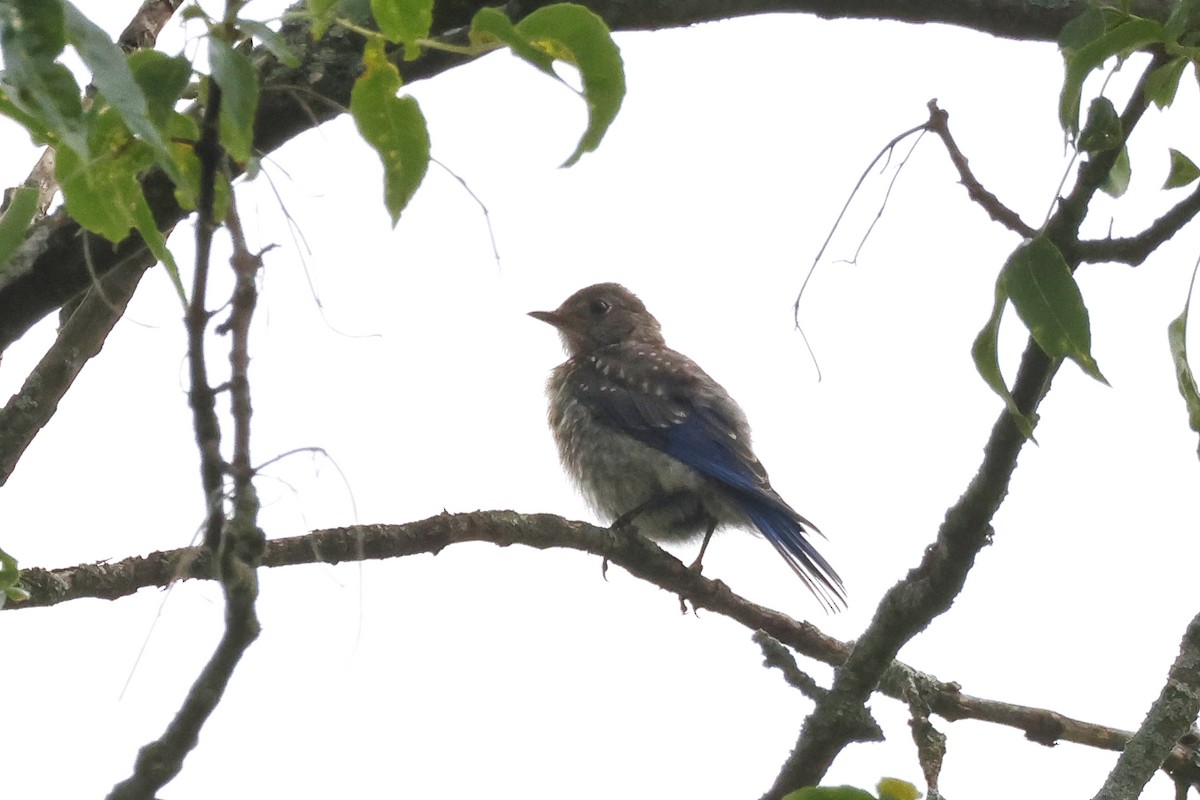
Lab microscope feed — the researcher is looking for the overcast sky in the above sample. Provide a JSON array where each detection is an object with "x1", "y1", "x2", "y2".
[{"x1": 2, "y1": 2, "x2": 1199, "y2": 798}]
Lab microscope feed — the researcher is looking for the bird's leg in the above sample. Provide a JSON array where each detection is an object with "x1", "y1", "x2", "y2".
[
  {"x1": 610, "y1": 490, "x2": 688, "y2": 531},
  {"x1": 678, "y1": 518, "x2": 716, "y2": 616},
  {"x1": 687, "y1": 516, "x2": 718, "y2": 575},
  {"x1": 603, "y1": 490, "x2": 688, "y2": 579}
]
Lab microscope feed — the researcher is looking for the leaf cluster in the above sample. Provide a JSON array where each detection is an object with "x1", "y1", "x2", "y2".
[{"x1": 969, "y1": 0, "x2": 1200, "y2": 440}]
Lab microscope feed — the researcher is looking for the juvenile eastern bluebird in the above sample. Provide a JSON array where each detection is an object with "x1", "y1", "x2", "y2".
[{"x1": 530, "y1": 283, "x2": 845, "y2": 610}]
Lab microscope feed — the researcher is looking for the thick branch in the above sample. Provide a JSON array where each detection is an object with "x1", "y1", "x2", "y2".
[
  {"x1": 1092, "y1": 611, "x2": 1200, "y2": 800},
  {"x1": 767, "y1": 50, "x2": 1168, "y2": 800},
  {"x1": 767, "y1": 339, "x2": 1058, "y2": 796},
  {"x1": 11, "y1": 511, "x2": 1200, "y2": 787},
  {"x1": 0, "y1": 0, "x2": 1174, "y2": 354},
  {"x1": 0, "y1": 258, "x2": 149, "y2": 485}
]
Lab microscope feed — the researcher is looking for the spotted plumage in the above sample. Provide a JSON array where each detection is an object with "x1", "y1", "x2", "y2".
[{"x1": 530, "y1": 282, "x2": 845, "y2": 610}]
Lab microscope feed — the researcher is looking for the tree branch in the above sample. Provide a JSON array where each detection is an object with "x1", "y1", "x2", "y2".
[
  {"x1": 187, "y1": 76, "x2": 227, "y2": 553},
  {"x1": 107, "y1": 34, "x2": 268, "y2": 794},
  {"x1": 1091, "y1": 610, "x2": 1200, "y2": 800},
  {"x1": 767, "y1": 49, "x2": 1169, "y2": 800},
  {"x1": 0, "y1": 258, "x2": 150, "y2": 485},
  {"x1": 0, "y1": 0, "x2": 1173, "y2": 356},
  {"x1": 1076, "y1": 181, "x2": 1200, "y2": 265},
  {"x1": 766, "y1": 339, "x2": 1058, "y2": 797},
  {"x1": 925, "y1": 99, "x2": 1037, "y2": 238},
  {"x1": 11, "y1": 511, "x2": 1200, "y2": 787}
]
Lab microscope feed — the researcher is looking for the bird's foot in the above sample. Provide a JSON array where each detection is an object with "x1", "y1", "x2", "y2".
[{"x1": 609, "y1": 510, "x2": 640, "y2": 532}]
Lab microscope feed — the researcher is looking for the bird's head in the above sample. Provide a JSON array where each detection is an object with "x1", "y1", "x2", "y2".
[{"x1": 529, "y1": 283, "x2": 665, "y2": 357}]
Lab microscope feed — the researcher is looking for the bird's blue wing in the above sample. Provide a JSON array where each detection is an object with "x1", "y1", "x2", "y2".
[{"x1": 569, "y1": 345, "x2": 845, "y2": 608}]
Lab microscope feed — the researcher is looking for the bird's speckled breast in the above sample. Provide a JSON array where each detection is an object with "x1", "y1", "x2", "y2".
[{"x1": 545, "y1": 360, "x2": 741, "y2": 541}]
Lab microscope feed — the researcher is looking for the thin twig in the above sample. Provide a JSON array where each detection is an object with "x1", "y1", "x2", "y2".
[
  {"x1": 220, "y1": 194, "x2": 265, "y2": 495},
  {"x1": 842, "y1": 126, "x2": 927, "y2": 265},
  {"x1": 1076, "y1": 181, "x2": 1200, "y2": 265},
  {"x1": 187, "y1": 79, "x2": 228, "y2": 553},
  {"x1": 431, "y1": 157, "x2": 502, "y2": 268},
  {"x1": 793, "y1": 120, "x2": 927, "y2": 327},
  {"x1": 903, "y1": 671, "x2": 947, "y2": 800},
  {"x1": 924, "y1": 99, "x2": 1037, "y2": 238}
]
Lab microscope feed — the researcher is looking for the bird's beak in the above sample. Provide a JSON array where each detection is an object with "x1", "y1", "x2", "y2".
[{"x1": 528, "y1": 310, "x2": 561, "y2": 328}]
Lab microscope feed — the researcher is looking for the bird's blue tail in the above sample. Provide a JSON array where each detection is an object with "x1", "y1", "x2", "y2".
[{"x1": 742, "y1": 497, "x2": 846, "y2": 612}]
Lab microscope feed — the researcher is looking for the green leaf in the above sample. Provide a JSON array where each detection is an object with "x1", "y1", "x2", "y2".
[
  {"x1": 208, "y1": 38, "x2": 260, "y2": 164},
  {"x1": 1077, "y1": 96, "x2": 1121, "y2": 154},
  {"x1": 971, "y1": 280, "x2": 1035, "y2": 439},
  {"x1": 1001, "y1": 236, "x2": 1107, "y2": 383},
  {"x1": 1144, "y1": 56, "x2": 1189, "y2": 108},
  {"x1": 62, "y1": 1, "x2": 175, "y2": 177},
  {"x1": 371, "y1": 0, "x2": 432, "y2": 59},
  {"x1": 1166, "y1": 0, "x2": 1200, "y2": 42},
  {"x1": 1059, "y1": 17, "x2": 1167, "y2": 135},
  {"x1": 309, "y1": 0, "x2": 371, "y2": 38},
  {"x1": 56, "y1": 109, "x2": 186, "y2": 302},
  {"x1": 1168, "y1": 296, "x2": 1200, "y2": 454},
  {"x1": 782, "y1": 787, "x2": 877, "y2": 800},
  {"x1": 1058, "y1": 5, "x2": 1107, "y2": 55},
  {"x1": 470, "y1": 7, "x2": 555, "y2": 71},
  {"x1": 1100, "y1": 144, "x2": 1130, "y2": 197},
  {"x1": 309, "y1": 0, "x2": 340, "y2": 39},
  {"x1": 239, "y1": 19, "x2": 301, "y2": 68},
  {"x1": 0, "y1": 0, "x2": 66, "y2": 57},
  {"x1": 350, "y1": 39, "x2": 430, "y2": 224},
  {"x1": 0, "y1": 86, "x2": 54, "y2": 143},
  {"x1": 516, "y1": 4, "x2": 625, "y2": 166},
  {"x1": 0, "y1": 545, "x2": 27, "y2": 608},
  {"x1": 1165, "y1": 148, "x2": 1200, "y2": 189},
  {"x1": 127, "y1": 50, "x2": 192, "y2": 130},
  {"x1": 56, "y1": 121, "x2": 151, "y2": 242},
  {"x1": 130, "y1": 183, "x2": 184, "y2": 302},
  {"x1": 0, "y1": 186, "x2": 39, "y2": 274},
  {"x1": 0, "y1": 0, "x2": 89, "y2": 157},
  {"x1": 876, "y1": 779, "x2": 921, "y2": 800}
]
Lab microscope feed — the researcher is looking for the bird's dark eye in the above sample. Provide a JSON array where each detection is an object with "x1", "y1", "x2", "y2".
[{"x1": 589, "y1": 298, "x2": 612, "y2": 316}]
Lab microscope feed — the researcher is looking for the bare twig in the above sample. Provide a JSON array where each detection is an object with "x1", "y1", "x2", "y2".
[
  {"x1": 842, "y1": 126, "x2": 926, "y2": 265},
  {"x1": 431, "y1": 157, "x2": 502, "y2": 268},
  {"x1": 903, "y1": 671, "x2": 947, "y2": 800},
  {"x1": 793, "y1": 120, "x2": 927, "y2": 326},
  {"x1": 924, "y1": 99, "x2": 1037, "y2": 238},
  {"x1": 187, "y1": 80, "x2": 228, "y2": 553},
  {"x1": 1076, "y1": 181, "x2": 1200, "y2": 265},
  {"x1": 796, "y1": 98, "x2": 1031, "y2": 327},
  {"x1": 754, "y1": 630, "x2": 883, "y2": 742},
  {"x1": 220, "y1": 194, "x2": 267, "y2": 494}
]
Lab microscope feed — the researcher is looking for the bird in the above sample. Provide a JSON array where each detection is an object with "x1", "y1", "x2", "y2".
[{"x1": 529, "y1": 282, "x2": 845, "y2": 611}]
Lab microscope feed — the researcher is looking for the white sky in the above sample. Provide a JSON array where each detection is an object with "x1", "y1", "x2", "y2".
[{"x1": 2, "y1": 2, "x2": 1199, "y2": 798}]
